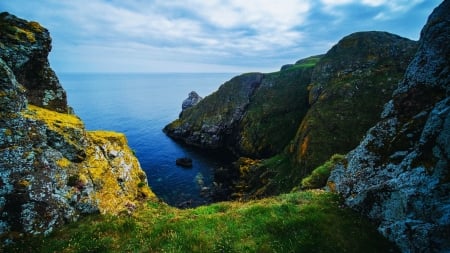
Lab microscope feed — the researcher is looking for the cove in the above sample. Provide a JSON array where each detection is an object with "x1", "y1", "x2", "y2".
[{"x1": 61, "y1": 72, "x2": 236, "y2": 207}]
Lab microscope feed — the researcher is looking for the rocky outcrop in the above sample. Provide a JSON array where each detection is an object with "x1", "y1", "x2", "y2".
[
  {"x1": 328, "y1": 1, "x2": 450, "y2": 252},
  {"x1": 181, "y1": 91, "x2": 202, "y2": 112},
  {"x1": 0, "y1": 12, "x2": 68, "y2": 113},
  {"x1": 164, "y1": 73, "x2": 264, "y2": 149},
  {"x1": 164, "y1": 57, "x2": 319, "y2": 157},
  {"x1": 0, "y1": 13, "x2": 155, "y2": 243},
  {"x1": 289, "y1": 31, "x2": 417, "y2": 177}
]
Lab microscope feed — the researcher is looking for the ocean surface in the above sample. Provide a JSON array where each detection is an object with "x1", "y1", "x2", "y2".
[{"x1": 60, "y1": 73, "x2": 237, "y2": 207}]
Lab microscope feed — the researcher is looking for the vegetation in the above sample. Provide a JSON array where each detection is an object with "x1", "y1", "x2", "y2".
[
  {"x1": 237, "y1": 63, "x2": 314, "y2": 157},
  {"x1": 5, "y1": 190, "x2": 398, "y2": 253},
  {"x1": 300, "y1": 154, "x2": 345, "y2": 190}
]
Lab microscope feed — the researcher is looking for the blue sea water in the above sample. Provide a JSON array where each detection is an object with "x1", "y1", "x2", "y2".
[{"x1": 60, "y1": 73, "x2": 236, "y2": 207}]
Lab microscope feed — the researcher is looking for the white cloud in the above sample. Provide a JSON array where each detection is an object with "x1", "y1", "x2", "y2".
[{"x1": 1, "y1": 0, "x2": 439, "y2": 73}]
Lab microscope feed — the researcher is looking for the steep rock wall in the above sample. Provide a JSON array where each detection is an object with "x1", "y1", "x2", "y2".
[
  {"x1": 0, "y1": 13, "x2": 156, "y2": 243},
  {"x1": 328, "y1": 1, "x2": 450, "y2": 252}
]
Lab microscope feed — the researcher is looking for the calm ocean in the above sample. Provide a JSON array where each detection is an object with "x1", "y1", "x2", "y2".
[{"x1": 60, "y1": 73, "x2": 236, "y2": 207}]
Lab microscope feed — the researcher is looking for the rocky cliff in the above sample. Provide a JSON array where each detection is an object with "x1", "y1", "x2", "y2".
[
  {"x1": 164, "y1": 56, "x2": 320, "y2": 158},
  {"x1": 289, "y1": 31, "x2": 418, "y2": 177},
  {"x1": 165, "y1": 31, "x2": 418, "y2": 199},
  {"x1": 328, "y1": 1, "x2": 450, "y2": 252},
  {"x1": 0, "y1": 13, "x2": 155, "y2": 243},
  {"x1": 0, "y1": 12, "x2": 67, "y2": 113}
]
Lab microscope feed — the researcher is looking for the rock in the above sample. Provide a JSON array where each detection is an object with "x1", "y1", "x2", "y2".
[
  {"x1": 327, "y1": 1, "x2": 450, "y2": 252},
  {"x1": 176, "y1": 157, "x2": 193, "y2": 168},
  {"x1": 164, "y1": 57, "x2": 318, "y2": 158},
  {"x1": 164, "y1": 72, "x2": 264, "y2": 150},
  {"x1": 0, "y1": 12, "x2": 68, "y2": 113},
  {"x1": 0, "y1": 13, "x2": 157, "y2": 243},
  {"x1": 181, "y1": 91, "x2": 202, "y2": 111}
]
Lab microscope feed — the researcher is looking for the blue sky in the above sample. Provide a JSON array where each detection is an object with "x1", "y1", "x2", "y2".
[{"x1": 1, "y1": 0, "x2": 442, "y2": 73}]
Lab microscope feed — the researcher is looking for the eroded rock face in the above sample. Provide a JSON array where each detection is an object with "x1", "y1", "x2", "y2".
[
  {"x1": 0, "y1": 12, "x2": 67, "y2": 113},
  {"x1": 0, "y1": 13, "x2": 156, "y2": 243},
  {"x1": 328, "y1": 1, "x2": 450, "y2": 252}
]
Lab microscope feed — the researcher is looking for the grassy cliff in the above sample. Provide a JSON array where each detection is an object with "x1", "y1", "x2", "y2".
[
  {"x1": 164, "y1": 56, "x2": 319, "y2": 158},
  {"x1": 236, "y1": 56, "x2": 320, "y2": 157}
]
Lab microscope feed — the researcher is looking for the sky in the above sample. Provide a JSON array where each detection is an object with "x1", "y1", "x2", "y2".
[{"x1": 1, "y1": 0, "x2": 443, "y2": 73}]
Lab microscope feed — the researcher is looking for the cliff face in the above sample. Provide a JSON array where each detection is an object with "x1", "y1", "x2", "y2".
[
  {"x1": 0, "y1": 13, "x2": 155, "y2": 242},
  {"x1": 328, "y1": 1, "x2": 450, "y2": 252},
  {"x1": 289, "y1": 31, "x2": 418, "y2": 177},
  {"x1": 0, "y1": 12, "x2": 67, "y2": 113},
  {"x1": 164, "y1": 56, "x2": 319, "y2": 158}
]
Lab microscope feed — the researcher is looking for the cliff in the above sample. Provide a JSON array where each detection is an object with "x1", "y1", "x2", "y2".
[
  {"x1": 289, "y1": 32, "x2": 417, "y2": 176},
  {"x1": 164, "y1": 56, "x2": 320, "y2": 158},
  {"x1": 328, "y1": 1, "x2": 450, "y2": 252},
  {"x1": 165, "y1": 31, "x2": 417, "y2": 199},
  {"x1": 0, "y1": 12, "x2": 155, "y2": 242}
]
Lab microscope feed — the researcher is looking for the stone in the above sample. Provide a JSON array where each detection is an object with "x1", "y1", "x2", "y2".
[
  {"x1": 327, "y1": 1, "x2": 450, "y2": 252},
  {"x1": 181, "y1": 91, "x2": 202, "y2": 111}
]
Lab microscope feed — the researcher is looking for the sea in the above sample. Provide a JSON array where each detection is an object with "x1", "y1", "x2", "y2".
[{"x1": 60, "y1": 73, "x2": 237, "y2": 207}]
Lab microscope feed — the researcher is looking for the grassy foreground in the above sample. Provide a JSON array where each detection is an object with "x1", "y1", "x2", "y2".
[{"x1": 6, "y1": 191, "x2": 398, "y2": 253}]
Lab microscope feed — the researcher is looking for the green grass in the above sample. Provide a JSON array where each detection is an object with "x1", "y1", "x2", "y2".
[
  {"x1": 300, "y1": 154, "x2": 346, "y2": 190},
  {"x1": 5, "y1": 191, "x2": 398, "y2": 253}
]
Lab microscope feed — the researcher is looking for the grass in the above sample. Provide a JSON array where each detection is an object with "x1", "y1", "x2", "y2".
[
  {"x1": 300, "y1": 154, "x2": 346, "y2": 190},
  {"x1": 5, "y1": 190, "x2": 398, "y2": 253}
]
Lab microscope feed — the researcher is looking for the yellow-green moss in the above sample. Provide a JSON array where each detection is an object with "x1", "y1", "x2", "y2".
[
  {"x1": 28, "y1": 21, "x2": 44, "y2": 33},
  {"x1": 56, "y1": 157, "x2": 71, "y2": 168},
  {"x1": 23, "y1": 104, "x2": 84, "y2": 131},
  {"x1": 81, "y1": 131, "x2": 156, "y2": 214}
]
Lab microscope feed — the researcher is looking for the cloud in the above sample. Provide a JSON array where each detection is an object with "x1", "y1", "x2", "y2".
[{"x1": 0, "y1": 0, "x2": 441, "y2": 73}]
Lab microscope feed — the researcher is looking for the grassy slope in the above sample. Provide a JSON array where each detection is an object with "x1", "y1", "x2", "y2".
[{"x1": 6, "y1": 191, "x2": 398, "y2": 253}]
